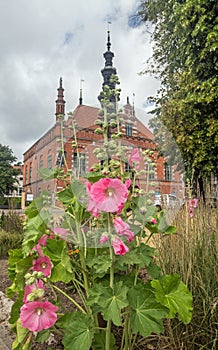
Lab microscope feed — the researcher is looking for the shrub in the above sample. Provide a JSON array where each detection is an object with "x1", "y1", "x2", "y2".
[
  {"x1": 0, "y1": 229, "x2": 23, "y2": 257},
  {"x1": 0, "y1": 210, "x2": 24, "y2": 234}
]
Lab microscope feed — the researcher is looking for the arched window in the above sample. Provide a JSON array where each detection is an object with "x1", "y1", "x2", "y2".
[
  {"x1": 39, "y1": 155, "x2": 44, "y2": 168},
  {"x1": 47, "y1": 150, "x2": 52, "y2": 169}
]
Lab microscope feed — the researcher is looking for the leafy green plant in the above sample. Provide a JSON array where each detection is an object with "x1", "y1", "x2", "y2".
[{"x1": 7, "y1": 78, "x2": 192, "y2": 350}]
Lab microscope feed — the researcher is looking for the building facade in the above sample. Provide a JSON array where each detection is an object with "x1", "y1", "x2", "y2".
[{"x1": 23, "y1": 32, "x2": 184, "y2": 207}]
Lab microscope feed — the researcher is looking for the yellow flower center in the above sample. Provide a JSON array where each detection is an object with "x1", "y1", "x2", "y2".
[
  {"x1": 107, "y1": 188, "x2": 114, "y2": 197},
  {"x1": 41, "y1": 263, "x2": 47, "y2": 269},
  {"x1": 36, "y1": 308, "x2": 43, "y2": 316}
]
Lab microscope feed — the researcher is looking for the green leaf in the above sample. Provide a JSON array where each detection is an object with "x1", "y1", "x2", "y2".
[
  {"x1": 8, "y1": 294, "x2": 23, "y2": 328},
  {"x1": 50, "y1": 261, "x2": 73, "y2": 283},
  {"x1": 151, "y1": 274, "x2": 193, "y2": 324},
  {"x1": 62, "y1": 313, "x2": 94, "y2": 350},
  {"x1": 57, "y1": 187, "x2": 75, "y2": 203},
  {"x1": 92, "y1": 331, "x2": 116, "y2": 350},
  {"x1": 44, "y1": 239, "x2": 73, "y2": 283},
  {"x1": 86, "y1": 254, "x2": 112, "y2": 278},
  {"x1": 128, "y1": 284, "x2": 168, "y2": 337},
  {"x1": 115, "y1": 244, "x2": 155, "y2": 269},
  {"x1": 157, "y1": 211, "x2": 177, "y2": 234},
  {"x1": 12, "y1": 319, "x2": 32, "y2": 350},
  {"x1": 39, "y1": 167, "x2": 59, "y2": 180},
  {"x1": 35, "y1": 330, "x2": 51, "y2": 343},
  {"x1": 88, "y1": 281, "x2": 129, "y2": 326},
  {"x1": 22, "y1": 229, "x2": 41, "y2": 256}
]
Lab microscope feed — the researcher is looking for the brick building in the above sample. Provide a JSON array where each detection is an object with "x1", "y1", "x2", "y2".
[{"x1": 23, "y1": 32, "x2": 184, "y2": 206}]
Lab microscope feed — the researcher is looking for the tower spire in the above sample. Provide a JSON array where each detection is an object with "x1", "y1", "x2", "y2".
[
  {"x1": 55, "y1": 77, "x2": 65, "y2": 122},
  {"x1": 79, "y1": 79, "x2": 84, "y2": 105},
  {"x1": 98, "y1": 25, "x2": 118, "y2": 104}
]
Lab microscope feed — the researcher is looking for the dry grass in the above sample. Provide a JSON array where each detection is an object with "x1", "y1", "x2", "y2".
[{"x1": 151, "y1": 199, "x2": 218, "y2": 349}]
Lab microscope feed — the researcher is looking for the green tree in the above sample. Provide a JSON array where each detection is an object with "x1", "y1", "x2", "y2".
[
  {"x1": 139, "y1": 0, "x2": 218, "y2": 195},
  {"x1": 0, "y1": 144, "x2": 19, "y2": 200}
]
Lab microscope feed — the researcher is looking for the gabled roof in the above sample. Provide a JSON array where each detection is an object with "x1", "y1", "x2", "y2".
[{"x1": 71, "y1": 104, "x2": 154, "y2": 140}]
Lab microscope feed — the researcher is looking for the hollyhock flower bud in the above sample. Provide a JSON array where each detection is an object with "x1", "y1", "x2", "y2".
[
  {"x1": 189, "y1": 198, "x2": 198, "y2": 208},
  {"x1": 20, "y1": 301, "x2": 58, "y2": 332},
  {"x1": 128, "y1": 148, "x2": 141, "y2": 171},
  {"x1": 114, "y1": 217, "x2": 134, "y2": 242},
  {"x1": 151, "y1": 218, "x2": 157, "y2": 224},
  {"x1": 23, "y1": 279, "x2": 45, "y2": 303},
  {"x1": 100, "y1": 234, "x2": 109, "y2": 244},
  {"x1": 189, "y1": 207, "x2": 194, "y2": 218},
  {"x1": 112, "y1": 237, "x2": 129, "y2": 256}
]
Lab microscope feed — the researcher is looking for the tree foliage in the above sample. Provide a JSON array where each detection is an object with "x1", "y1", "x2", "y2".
[
  {"x1": 139, "y1": 0, "x2": 218, "y2": 189},
  {"x1": 0, "y1": 144, "x2": 19, "y2": 198}
]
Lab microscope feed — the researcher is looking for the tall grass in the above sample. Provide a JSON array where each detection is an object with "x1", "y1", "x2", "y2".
[
  {"x1": 0, "y1": 211, "x2": 24, "y2": 257},
  {"x1": 153, "y1": 200, "x2": 218, "y2": 349}
]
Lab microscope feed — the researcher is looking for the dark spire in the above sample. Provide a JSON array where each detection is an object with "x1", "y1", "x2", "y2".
[
  {"x1": 55, "y1": 77, "x2": 65, "y2": 121},
  {"x1": 79, "y1": 79, "x2": 84, "y2": 105},
  {"x1": 98, "y1": 28, "x2": 117, "y2": 104}
]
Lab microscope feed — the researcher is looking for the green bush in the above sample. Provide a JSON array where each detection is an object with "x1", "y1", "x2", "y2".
[
  {"x1": 0, "y1": 210, "x2": 24, "y2": 234},
  {"x1": 0, "y1": 229, "x2": 23, "y2": 257}
]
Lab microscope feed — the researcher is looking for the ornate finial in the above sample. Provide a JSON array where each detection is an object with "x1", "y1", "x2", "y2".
[
  {"x1": 79, "y1": 79, "x2": 84, "y2": 105},
  {"x1": 107, "y1": 21, "x2": 112, "y2": 51},
  {"x1": 59, "y1": 77, "x2": 63, "y2": 88}
]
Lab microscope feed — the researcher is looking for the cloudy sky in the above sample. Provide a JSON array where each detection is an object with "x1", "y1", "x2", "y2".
[{"x1": 0, "y1": 0, "x2": 159, "y2": 162}]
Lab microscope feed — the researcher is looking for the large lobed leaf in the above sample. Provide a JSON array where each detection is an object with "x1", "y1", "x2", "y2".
[
  {"x1": 128, "y1": 284, "x2": 168, "y2": 337},
  {"x1": 88, "y1": 281, "x2": 129, "y2": 326},
  {"x1": 61, "y1": 312, "x2": 94, "y2": 350},
  {"x1": 151, "y1": 274, "x2": 193, "y2": 324}
]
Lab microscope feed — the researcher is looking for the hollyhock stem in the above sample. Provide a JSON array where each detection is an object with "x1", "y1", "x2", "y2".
[
  {"x1": 52, "y1": 284, "x2": 86, "y2": 314},
  {"x1": 76, "y1": 221, "x2": 89, "y2": 296},
  {"x1": 105, "y1": 216, "x2": 114, "y2": 350}
]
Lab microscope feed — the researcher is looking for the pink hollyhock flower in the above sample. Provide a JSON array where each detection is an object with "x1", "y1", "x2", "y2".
[
  {"x1": 151, "y1": 218, "x2": 157, "y2": 224},
  {"x1": 189, "y1": 207, "x2": 194, "y2": 218},
  {"x1": 32, "y1": 243, "x2": 43, "y2": 256},
  {"x1": 39, "y1": 233, "x2": 55, "y2": 245},
  {"x1": 112, "y1": 237, "x2": 129, "y2": 256},
  {"x1": 125, "y1": 178, "x2": 132, "y2": 189},
  {"x1": 23, "y1": 280, "x2": 45, "y2": 303},
  {"x1": 31, "y1": 256, "x2": 52, "y2": 277},
  {"x1": 20, "y1": 300, "x2": 58, "y2": 332},
  {"x1": 189, "y1": 198, "x2": 198, "y2": 208},
  {"x1": 53, "y1": 227, "x2": 68, "y2": 239},
  {"x1": 128, "y1": 148, "x2": 141, "y2": 170},
  {"x1": 87, "y1": 178, "x2": 129, "y2": 213},
  {"x1": 100, "y1": 234, "x2": 109, "y2": 244},
  {"x1": 114, "y1": 217, "x2": 134, "y2": 242}
]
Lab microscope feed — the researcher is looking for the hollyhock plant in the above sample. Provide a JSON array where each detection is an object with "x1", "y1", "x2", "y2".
[
  {"x1": 114, "y1": 217, "x2": 134, "y2": 242},
  {"x1": 87, "y1": 178, "x2": 129, "y2": 213},
  {"x1": 100, "y1": 233, "x2": 109, "y2": 244},
  {"x1": 7, "y1": 77, "x2": 192, "y2": 350},
  {"x1": 189, "y1": 198, "x2": 198, "y2": 208},
  {"x1": 189, "y1": 207, "x2": 194, "y2": 218},
  {"x1": 31, "y1": 256, "x2": 52, "y2": 277},
  {"x1": 128, "y1": 148, "x2": 141, "y2": 171},
  {"x1": 23, "y1": 279, "x2": 45, "y2": 303},
  {"x1": 111, "y1": 237, "x2": 129, "y2": 256},
  {"x1": 20, "y1": 301, "x2": 58, "y2": 332}
]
